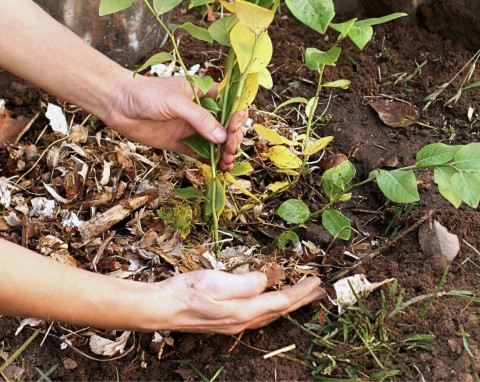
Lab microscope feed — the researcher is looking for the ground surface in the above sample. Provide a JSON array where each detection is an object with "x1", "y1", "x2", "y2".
[{"x1": 0, "y1": 5, "x2": 479, "y2": 382}]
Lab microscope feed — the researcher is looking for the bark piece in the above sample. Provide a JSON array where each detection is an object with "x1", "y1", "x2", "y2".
[{"x1": 79, "y1": 190, "x2": 158, "y2": 240}]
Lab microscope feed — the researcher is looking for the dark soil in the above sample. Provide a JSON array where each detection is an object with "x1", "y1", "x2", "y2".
[{"x1": 1, "y1": 5, "x2": 479, "y2": 382}]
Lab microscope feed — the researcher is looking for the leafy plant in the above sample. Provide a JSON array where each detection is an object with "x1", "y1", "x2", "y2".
[{"x1": 99, "y1": 0, "x2": 278, "y2": 251}]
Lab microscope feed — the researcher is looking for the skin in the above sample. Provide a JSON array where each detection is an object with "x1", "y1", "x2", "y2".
[{"x1": 0, "y1": 0, "x2": 325, "y2": 334}]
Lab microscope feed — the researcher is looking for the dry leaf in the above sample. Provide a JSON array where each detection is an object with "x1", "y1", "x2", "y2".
[
  {"x1": 370, "y1": 100, "x2": 419, "y2": 127},
  {"x1": 419, "y1": 220, "x2": 459, "y2": 262},
  {"x1": 89, "y1": 331, "x2": 131, "y2": 356}
]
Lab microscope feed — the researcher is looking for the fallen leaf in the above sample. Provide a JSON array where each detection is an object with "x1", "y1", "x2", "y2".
[
  {"x1": 418, "y1": 220, "x2": 459, "y2": 262},
  {"x1": 89, "y1": 331, "x2": 131, "y2": 356},
  {"x1": 370, "y1": 100, "x2": 419, "y2": 127}
]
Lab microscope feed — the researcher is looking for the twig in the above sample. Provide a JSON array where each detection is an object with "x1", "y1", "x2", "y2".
[
  {"x1": 326, "y1": 210, "x2": 434, "y2": 285},
  {"x1": 263, "y1": 344, "x2": 296, "y2": 359}
]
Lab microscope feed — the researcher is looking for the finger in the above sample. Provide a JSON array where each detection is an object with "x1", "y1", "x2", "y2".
[
  {"x1": 229, "y1": 109, "x2": 248, "y2": 132},
  {"x1": 170, "y1": 96, "x2": 227, "y2": 144},
  {"x1": 198, "y1": 271, "x2": 268, "y2": 300}
]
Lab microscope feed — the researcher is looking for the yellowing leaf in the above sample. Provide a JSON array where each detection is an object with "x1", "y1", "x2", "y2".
[
  {"x1": 225, "y1": 172, "x2": 261, "y2": 202},
  {"x1": 235, "y1": 0, "x2": 275, "y2": 34},
  {"x1": 231, "y1": 23, "x2": 255, "y2": 73},
  {"x1": 194, "y1": 160, "x2": 212, "y2": 184},
  {"x1": 237, "y1": 73, "x2": 259, "y2": 111},
  {"x1": 240, "y1": 203, "x2": 255, "y2": 212},
  {"x1": 218, "y1": 74, "x2": 228, "y2": 93},
  {"x1": 277, "y1": 169, "x2": 300, "y2": 176},
  {"x1": 267, "y1": 181, "x2": 289, "y2": 192},
  {"x1": 304, "y1": 136, "x2": 334, "y2": 156},
  {"x1": 258, "y1": 68, "x2": 273, "y2": 89},
  {"x1": 254, "y1": 124, "x2": 297, "y2": 146},
  {"x1": 247, "y1": 32, "x2": 272, "y2": 74},
  {"x1": 268, "y1": 146, "x2": 302, "y2": 169},
  {"x1": 219, "y1": 0, "x2": 235, "y2": 12}
]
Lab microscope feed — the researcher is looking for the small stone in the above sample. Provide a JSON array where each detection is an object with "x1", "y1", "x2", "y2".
[{"x1": 62, "y1": 358, "x2": 78, "y2": 370}]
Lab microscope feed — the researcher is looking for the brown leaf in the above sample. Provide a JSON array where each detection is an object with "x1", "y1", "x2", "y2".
[
  {"x1": 418, "y1": 220, "x2": 459, "y2": 262},
  {"x1": 0, "y1": 108, "x2": 38, "y2": 146},
  {"x1": 262, "y1": 262, "x2": 285, "y2": 288},
  {"x1": 370, "y1": 100, "x2": 419, "y2": 127}
]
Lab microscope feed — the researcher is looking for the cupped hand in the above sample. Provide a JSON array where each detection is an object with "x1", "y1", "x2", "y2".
[
  {"x1": 105, "y1": 75, "x2": 245, "y2": 171},
  {"x1": 150, "y1": 270, "x2": 325, "y2": 335}
]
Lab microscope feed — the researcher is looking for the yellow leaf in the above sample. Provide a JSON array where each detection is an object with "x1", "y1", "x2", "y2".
[
  {"x1": 219, "y1": 0, "x2": 235, "y2": 12},
  {"x1": 254, "y1": 124, "x2": 298, "y2": 146},
  {"x1": 247, "y1": 31, "x2": 272, "y2": 74},
  {"x1": 277, "y1": 169, "x2": 300, "y2": 176},
  {"x1": 267, "y1": 146, "x2": 302, "y2": 169},
  {"x1": 267, "y1": 181, "x2": 289, "y2": 192},
  {"x1": 338, "y1": 193, "x2": 352, "y2": 202},
  {"x1": 225, "y1": 172, "x2": 261, "y2": 202},
  {"x1": 237, "y1": 73, "x2": 259, "y2": 111},
  {"x1": 194, "y1": 160, "x2": 212, "y2": 184},
  {"x1": 230, "y1": 23, "x2": 255, "y2": 73},
  {"x1": 304, "y1": 136, "x2": 334, "y2": 156},
  {"x1": 239, "y1": 203, "x2": 255, "y2": 212},
  {"x1": 258, "y1": 68, "x2": 273, "y2": 89},
  {"x1": 235, "y1": 0, "x2": 275, "y2": 35}
]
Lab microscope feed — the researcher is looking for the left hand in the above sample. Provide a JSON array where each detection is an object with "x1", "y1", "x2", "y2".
[{"x1": 105, "y1": 75, "x2": 245, "y2": 171}]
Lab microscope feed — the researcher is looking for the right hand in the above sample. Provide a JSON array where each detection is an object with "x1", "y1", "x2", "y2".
[{"x1": 148, "y1": 270, "x2": 325, "y2": 334}]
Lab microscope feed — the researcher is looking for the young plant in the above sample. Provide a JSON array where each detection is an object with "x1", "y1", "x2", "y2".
[
  {"x1": 99, "y1": 0, "x2": 278, "y2": 251},
  {"x1": 278, "y1": 141, "x2": 480, "y2": 243},
  {"x1": 270, "y1": 0, "x2": 406, "y2": 241}
]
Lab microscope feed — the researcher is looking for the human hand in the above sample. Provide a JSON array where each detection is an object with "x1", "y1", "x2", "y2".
[
  {"x1": 148, "y1": 270, "x2": 325, "y2": 334},
  {"x1": 105, "y1": 75, "x2": 245, "y2": 171}
]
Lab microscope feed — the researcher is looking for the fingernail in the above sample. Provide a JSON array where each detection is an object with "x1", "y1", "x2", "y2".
[{"x1": 213, "y1": 127, "x2": 227, "y2": 142}]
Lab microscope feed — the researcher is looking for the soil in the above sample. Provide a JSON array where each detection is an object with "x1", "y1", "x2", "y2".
[{"x1": 1, "y1": 5, "x2": 479, "y2": 382}]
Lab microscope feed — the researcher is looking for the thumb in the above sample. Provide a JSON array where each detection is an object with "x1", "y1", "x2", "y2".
[{"x1": 173, "y1": 97, "x2": 227, "y2": 144}]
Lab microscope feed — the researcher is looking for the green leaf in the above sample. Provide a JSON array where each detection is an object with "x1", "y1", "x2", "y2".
[
  {"x1": 173, "y1": 187, "x2": 205, "y2": 199},
  {"x1": 201, "y1": 97, "x2": 221, "y2": 116},
  {"x1": 189, "y1": 0, "x2": 212, "y2": 8},
  {"x1": 329, "y1": 18, "x2": 357, "y2": 37},
  {"x1": 321, "y1": 209, "x2": 351, "y2": 240},
  {"x1": 416, "y1": 143, "x2": 460, "y2": 168},
  {"x1": 277, "y1": 199, "x2": 311, "y2": 224},
  {"x1": 433, "y1": 166, "x2": 462, "y2": 208},
  {"x1": 376, "y1": 170, "x2": 420, "y2": 203},
  {"x1": 180, "y1": 22, "x2": 214, "y2": 43},
  {"x1": 181, "y1": 135, "x2": 211, "y2": 159},
  {"x1": 355, "y1": 13, "x2": 407, "y2": 27},
  {"x1": 99, "y1": 0, "x2": 134, "y2": 16},
  {"x1": 453, "y1": 142, "x2": 480, "y2": 171},
  {"x1": 205, "y1": 178, "x2": 226, "y2": 216},
  {"x1": 329, "y1": 160, "x2": 356, "y2": 188},
  {"x1": 188, "y1": 75, "x2": 214, "y2": 96},
  {"x1": 229, "y1": 162, "x2": 254, "y2": 176},
  {"x1": 267, "y1": 146, "x2": 302, "y2": 169},
  {"x1": 274, "y1": 97, "x2": 309, "y2": 111},
  {"x1": 322, "y1": 79, "x2": 351, "y2": 89},
  {"x1": 154, "y1": 0, "x2": 182, "y2": 15},
  {"x1": 277, "y1": 231, "x2": 300, "y2": 250},
  {"x1": 134, "y1": 52, "x2": 174, "y2": 75},
  {"x1": 305, "y1": 46, "x2": 341, "y2": 71},
  {"x1": 348, "y1": 24, "x2": 373, "y2": 50},
  {"x1": 451, "y1": 172, "x2": 480, "y2": 208},
  {"x1": 285, "y1": 0, "x2": 335, "y2": 34},
  {"x1": 157, "y1": 200, "x2": 193, "y2": 238},
  {"x1": 208, "y1": 15, "x2": 237, "y2": 46}
]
